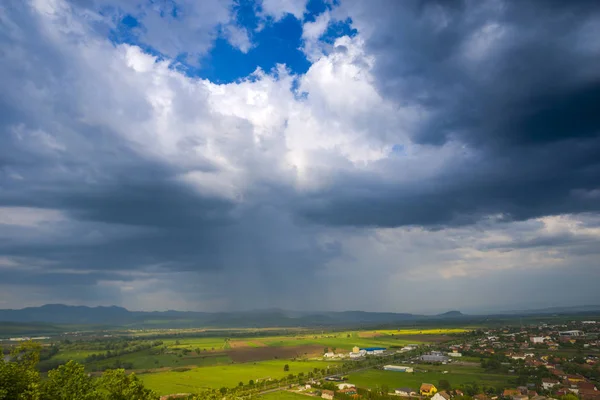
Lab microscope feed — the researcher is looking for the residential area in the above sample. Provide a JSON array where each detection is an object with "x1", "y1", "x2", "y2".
[{"x1": 277, "y1": 321, "x2": 600, "y2": 400}]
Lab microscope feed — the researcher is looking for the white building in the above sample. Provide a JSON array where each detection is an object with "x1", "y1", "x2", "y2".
[
  {"x1": 324, "y1": 352, "x2": 336, "y2": 358},
  {"x1": 338, "y1": 383, "x2": 356, "y2": 390},
  {"x1": 448, "y1": 352, "x2": 462, "y2": 357},
  {"x1": 431, "y1": 392, "x2": 451, "y2": 400},
  {"x1": 395, "y1": 388, "x2": 416, "y2": 396},
  {"x1": 531, "y1": 337, "x2": 545, "y2": 344},
  {"x1": 542, "y1": 379, "x2": 559, "y2": 390},
  {"x1": 349, "y1": 350, "x2": 366, "y2": 359},
  {"x1": 559, "y1": 330, "x2": 584, "y2": 337},
  {"x1": 383, "y1": 365, "x2": 414, "y2": 372}
]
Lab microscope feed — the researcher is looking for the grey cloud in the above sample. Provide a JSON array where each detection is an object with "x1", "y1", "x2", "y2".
[
  {"x1": 303, "y1": 0, "x2": 600, "y2": 228},
  {"x1": 66, "y1": 0, "x2": 243, "y2": 62}
]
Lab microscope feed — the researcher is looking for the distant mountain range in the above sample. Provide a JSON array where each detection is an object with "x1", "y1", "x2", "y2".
[
  {"x1": 0, "y1": 304, "x2": 598, "y2": 329},
  {"x1": 0, "y1": 304, "x2": 467, "y2": 328}
]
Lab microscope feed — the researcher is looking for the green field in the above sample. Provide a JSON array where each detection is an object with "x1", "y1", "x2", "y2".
[
  {"x1": 86, "y1": 348, "x2": 231, "y2": 370},
  {"x1": 163, "y1": 338, "x2": 230, "y2": 350},
  {"x1": 347, "y1": 365, "x2": 512, "y2": 391},
  {"x1": 51, "y1": 350, "x2": 102, "y2": 362},
  {"x1": 140, "y1": 360, "x2": 338, "y2": 395},
  {"x1": 261, "y1": 391, "x2": 311, "y2": 400}
]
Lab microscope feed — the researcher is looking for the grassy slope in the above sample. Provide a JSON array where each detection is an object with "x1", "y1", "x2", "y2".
[{"x1": 140, "y1": 360, "x2": 338, "y2": 395}]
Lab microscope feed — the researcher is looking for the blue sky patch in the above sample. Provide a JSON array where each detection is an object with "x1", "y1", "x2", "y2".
[
  {"x1": 197, "y1": 14, "x2": 310, "y2": 83},
  {"x1": 104, "y1": 0, "x2": 354, "y2": 83}
]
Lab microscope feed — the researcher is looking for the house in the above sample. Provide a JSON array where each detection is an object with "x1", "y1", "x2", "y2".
[
  {"x1": 580, "y1": 389, "x2": 600, "y2": 400},
  {"x1": 474, "y1": 395, "x2": 490, "y2": 400},
  {"x1": 383, "y1": 365, "x2": 414, "y2": 372},
  {"x1": 551, "y1": 369, "x2": 566, "y2": 379},
  {"x1": 349, "y1": 346, "x2": 367, "y2": 358},
  {"x1": 431, "y1": 391, "x2": 451, "y2": 400},
  {"x1": 420, "y1": 383, "x2": 438, "y2": 396},
  {"x1": 324, "y1": 352, "x2": 336, "y2": 358},
  {"x1": 322, "y1": 390, "x2": 334, "y2": 400},
  {"x1": 567, "y1": 375, "x2": 586, "y2": 383},
  {"x1": 503, "y1": 389, "x2": 520, "y2": 398},
  {"x1": 542, "y1": 379, "x2": 559, "y2": 390},
  {"x1": 578, "y1": 382, "x2": 597, "y2": 392},
  {"x1": 395, "y1": 388, "x2": 417, "y2": 396},
  {"x1": 338, "y1": 383, "x2": 356, "y2": 390},
  {"x1": 448, "y1": 352, "x2": 462, "y2": 357}
]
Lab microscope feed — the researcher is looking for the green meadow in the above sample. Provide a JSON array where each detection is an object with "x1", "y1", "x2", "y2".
[{"x1": 140, "y1": 360, "x2": 339, "y2": 395}]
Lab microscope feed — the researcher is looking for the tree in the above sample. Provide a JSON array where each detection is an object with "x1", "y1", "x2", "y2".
[
  {"x1": 248, "y1": 380, "x2": 254, "y2": 386},
  {"x1": 99, "y1": 369, "x2": 158, "y2": 400},
  {"x1": 324, "y1": 347, "x2": 329, "y2": 354},
  {"x1": 284, "y1": 364, "x2": 290, "y2": 372},
  {"x1": 0, "y1": 341, "x2": 42, "y2": 400},
  {"x1": 1, "y1": 342, "x2": 159, "y2": 400},
  {"x1": 42, "y1": 361, "x2": 98, "y2": 400}
]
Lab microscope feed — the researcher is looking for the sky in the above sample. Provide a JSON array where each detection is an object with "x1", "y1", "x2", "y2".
[{"x1": 0, "y1": 0, "x2": 599, "y2": 314}]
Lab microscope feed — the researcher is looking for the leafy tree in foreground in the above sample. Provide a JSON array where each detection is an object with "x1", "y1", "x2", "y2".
[
  {"x1": 42, "y1": 361, "x2": 98, "y2": 400},
  {"x1": 100, "y1": 369, "x2": 158, "y2": 400},
  {"x1": 0, "y1": 341, "x2": 158, "y2": 400},
  {"x1": 0, "y1": 341, "x2": 42, "y2": 400}
]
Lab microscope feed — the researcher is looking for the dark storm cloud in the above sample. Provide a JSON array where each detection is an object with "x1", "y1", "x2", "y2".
[
  {"x1": 304, "y1": 0, "x2": 600, "y2": 227},
  {"x1": 0, "y1": 270, "x2": 136, "y2": 286}
]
